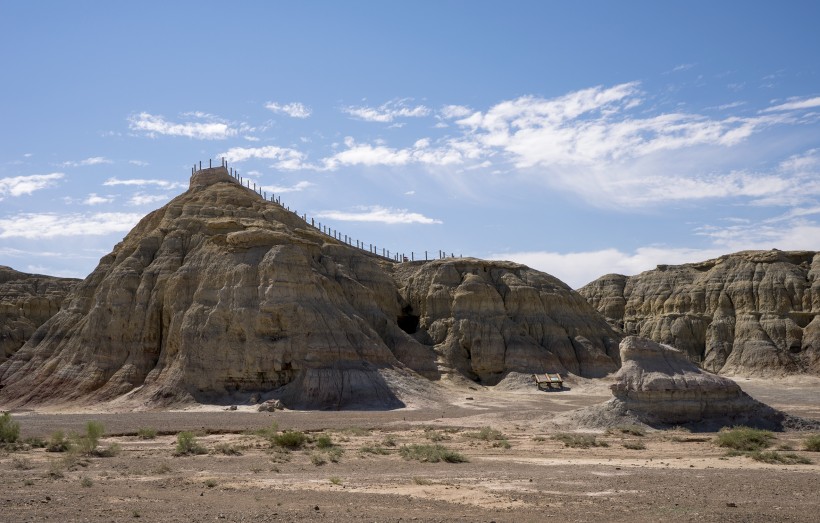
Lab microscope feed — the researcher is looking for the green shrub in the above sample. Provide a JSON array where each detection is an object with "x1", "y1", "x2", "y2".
[
  {"x1": 329, "y1": 476, "x2": 342, "y2": 485},
  {"x1": 272, "y1": 430, "x2": 307, "y2": 449},
  {"x1": 466, "y1": 427, "x2": 505, "y2": 441},
  {"x1": 204, "y1": 479, "x2": 217, "y2": 488},
  {"x1": 424, "y1": 429, "x2": 450, "y2": 442},
  {"x1": 715, "y1": 427, "x2": 774, "y2": 452},
  {"x1": 552, "y1": 433, "x2": 608, "y2": 448},
  {"x1": 174, "y1": 431, "x2": 207, "y2": 456},
  {"x1": 315, "y1": 434, "x2": 334, "y2": 449},
  {"x1": 0, "y1": 412, "x2": 20, "y2": 444},
  {"x1": 310, "y1": 452, "x2": 327, "y2": 466},
  {"x1": 137, "y1": 428, "x2": 158, "y2": 440},
  {"x1": 750, "y1": 451, "x2": 812, "y2": 465},
  {"x1": 382, "y1": 434, "x2": 398, "y2": 447},
  {"x1": 80, "y1": 477, "x2": 93, "y2": 488},
  {"x1": 255, "y1": 422, "x2": 279, "y2": 441},
  {"x1": 326, "y1": 446, "x2": 344, "y2": 462},
  {"x1": 803, "y1": 434, "x2": 820, "y2": 452},
  {"x1": 399, "y1": 444, "x2": 468, "y2": 463},
  {"x1": 76, "y1": 421, "x2": 104, "y2": 455},
  {"x1": 46, "y1": 431, "x2": 71, "y2": 453}
]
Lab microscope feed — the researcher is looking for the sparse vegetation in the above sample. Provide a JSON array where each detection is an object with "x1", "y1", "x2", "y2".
[
  {"x1": 310, "y1": 452, "x2": 327, "y2": 466},
  {"x1": 76, "y1": 420, "x2": 105, "y2": 455},
  {"x1": 412, "y1": 476, "x2": 433, "y2": 485},
  {"x1": 13, "y1": 457, "x2": 33, "y2": 470},
  {"x1": 315, "y1": 434, "x2": 334, "y2": 449},
  {"x1": 614, "y1": 424, "x2": 646, "y2": 437},
  {"x1": 80, "y1": 477, "x2": 93, "y2": 488},
  {"x1": 715, "y1": 427, "x2": 774, "y2": 452},
  {"x1": 137, "y1": 428, "x2": 158, "y2": 440},
  {"x1": 0, "y1": 412, "x2": 20, "y2": 444},
  {"x1": 46, "y1": 431, "x2": 71, "y2": 453},
  {"x1": 326, "y1": 446, "x2": 344, "y2": 462},
  {"x1": 174, "y1": 431, "x2": 207, "y2": 456},
  {"x1": 255, "y1": 422, "x2": 279, "y2": 441},
  {"x1": 399, "y1": 444, "x2": 468, "y2": 463},
  {"x1": 204, "y1": 479, "x2": 217, "y2": 488},
  {"x1": 424, "y1": 428, "x2": 451, "y2": 442},
  {"x1": 359, "y1": 445, "x2": 389, "y2": 455},
  {"x1": 329, "y1": 476, "x2": 343, "y2": 485},
  {"x1": 552, "y1": 433, "x2": 609, "y2": 448},
  {"x1": 623, "y1": 441, "x2": 646, "y2": 450},
  {"x1": 532, "y1": 436, "x2": 546, "y2": 442},
  {"x1": 154, "y1": 463, "x2": 172, "y2": 474},
  {"x1": 382, "y1": 434, "x2": 398, "y2": 447},
  {"x1": 804, "y1": 434, "x2": 820, "y2": 452},
  {"x1": 271, "y1": 430, "x2": 307, "y2": 449},
  {"x1": 750, "y1": 451, "x2": 812, "y2": 465},
  {"x1": 466, "y1": 426, "x2": 511, "y2": 448},
  {"x1": 213, "y1": 443, "x2": 242, "y2": 456}
]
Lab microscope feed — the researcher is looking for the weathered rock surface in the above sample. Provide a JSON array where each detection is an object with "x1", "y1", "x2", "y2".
[
  {"x1": 611, "y1": 336, "x2": 762, "y2": 424},
  {"x1": 0, "y1": 167, "x2": 620, "y2": 409},
  {"x1": 0, "y1": 267, "x2": 78, "y2": 364},
  {"x1": 579, "y1": 251, "x2": 820, "y2": 376}
]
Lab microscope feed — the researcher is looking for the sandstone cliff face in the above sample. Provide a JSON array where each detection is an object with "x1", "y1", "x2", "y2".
[
  {"x1": 579, "y1": 251, "x2": 820, "y2": 376},
  {"x1": 0, "y1": 167, "x2": 619, "y2": 409},
  {"x1": 0, "y1": 267, "x2": 78, "y2": 364}
]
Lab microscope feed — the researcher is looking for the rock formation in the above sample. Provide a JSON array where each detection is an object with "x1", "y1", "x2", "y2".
[
  {"x1": 610, "y1": 336, "x2": 764, "y2": 425},
  {"x1": 0, "y1": 267, "x2": 78, "y2": 364},
  {"x1": 579, "y1": 251, "x2": 820, "y2": 376},
  {"x1": 567, "y1": 336, "x2": 814, "y2": 430},
  {"x1": 0, "y1": 166, "x2": 620, "y2": 409}
]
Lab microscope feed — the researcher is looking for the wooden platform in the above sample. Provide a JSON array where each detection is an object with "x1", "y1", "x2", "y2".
[{"x1": 533, "y1": 373, "x2": 563, "y2": 390}]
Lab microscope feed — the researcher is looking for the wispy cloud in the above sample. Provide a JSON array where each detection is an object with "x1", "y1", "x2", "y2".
[
  {"x1": 128, "y1": 112, "x2": 237, "y2": 139},
  {"x1": 61, "y1": 156, "x2": 112, "y2": 167},
  {"x1": 439, "y1": 105, "x2": 473, "y2": 119},
  {"x1": 129, "y1": 159, "x2": 149, "y2": 167},
  {"x1": 316, "y1": 205, "x2": 442, "y2": 225},
  {"x1": 265, "y1": 101, "x2": 312, "y2": 119},
  {"x1": 0, "y1": 173, "x2": 64, "y2": 200},
  {"x1": 0, "y1": 212, "x2": 143, "y2": 239},
  {"x1": 103, "y1": 177, "x2": 185, "y2": 189},
  {"x1": 128, "y1": 193, "x2": 170, "y2": 206},
  {"x1": 82, "y1": 193, "x2": 114, "y2": 205},
  {"x1": 321, "y1": 136, "x2": 471, "y2": 170},
  {"x1": 763, "y1": 96, "x2": 820, "y2": 112},
  {"x1": 261, "y1": 181, "x2": 314, "y2": 194},
  {"x1": 218, "y1": 145, "x2": 309, "y2": 170},
  {"x1": 342, "y1": 99, "x2": 430, "y2": 123}
]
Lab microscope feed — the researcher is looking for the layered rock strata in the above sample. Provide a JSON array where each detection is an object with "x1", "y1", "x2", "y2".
[
  {"x1": 0, "y1": 167, "x2": 620, "y2": 409},
  {"x1": 0, "y1": 267, "x2": 78, "y2": 364},
  {"x1": 580, "y1": 251, "x2": 820, "y2": 375},
  {"x1": 610, "y1": 336, "x2": 763, "y2": 424}
]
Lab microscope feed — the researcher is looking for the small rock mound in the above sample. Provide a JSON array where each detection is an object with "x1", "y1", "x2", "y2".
[{"x1": 566, "y1": 336, "x2": 818, "y2": 431}]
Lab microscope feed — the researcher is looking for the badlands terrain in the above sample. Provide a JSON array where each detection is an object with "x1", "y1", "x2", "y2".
[{"x1": 1, "y1": 165, "x2": 819, "y2": 521}]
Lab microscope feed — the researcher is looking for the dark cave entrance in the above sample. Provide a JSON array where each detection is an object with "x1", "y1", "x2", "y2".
[{"x1": 397, "y1": 305, "x2": 420, "y2": 335}]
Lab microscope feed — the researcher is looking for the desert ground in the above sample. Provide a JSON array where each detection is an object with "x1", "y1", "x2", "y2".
[{"x1": 2, "y1": 376, "x2": 819, "y2": 522}]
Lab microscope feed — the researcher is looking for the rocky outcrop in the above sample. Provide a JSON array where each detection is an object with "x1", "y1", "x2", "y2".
[
  {"x1": 611, "y1": 336, "x2": 762, "y2": 424},
  {"x1": 0, "y1": 267, "x2": 78, "y2": 364},
  {"x1": 0, "y1": 167, "x2": 620, "y2": 409},
  {"x1": 392, "y1": 260, "x2": 621, "y2": 383},
  {"x1": 579, "y1": 251, "x2": 820, "y2": 376}
]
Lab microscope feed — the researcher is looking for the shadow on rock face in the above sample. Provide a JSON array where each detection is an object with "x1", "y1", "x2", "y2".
[{"x1": 272, "y1": 366, "x2": 406, "y2": 410}]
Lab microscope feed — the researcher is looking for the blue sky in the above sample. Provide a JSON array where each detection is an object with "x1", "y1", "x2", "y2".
[{"x1": 1, "y1": 1, "x2": 819, "y2": 287}]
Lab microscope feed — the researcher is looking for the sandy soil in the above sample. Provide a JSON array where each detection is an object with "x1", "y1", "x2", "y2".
[{"x1": 2, "y1": 377, "x2": 819, "y2": 522}]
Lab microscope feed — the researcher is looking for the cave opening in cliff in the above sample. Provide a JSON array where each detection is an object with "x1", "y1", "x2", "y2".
[{"x1": 397, "y1": 306, "x2": 419, "y2": 335}]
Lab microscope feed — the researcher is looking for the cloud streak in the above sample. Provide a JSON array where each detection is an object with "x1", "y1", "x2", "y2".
[
  {"x1": 0, "y1": 173, "x2": 64, "y2": 200},
  {"x1": 103, "y1": 177, "x2": 186, "y2": 189},
  {"x1": 316, "y1": 205, "x2": 442, "y2": 225},
  {"x1": 128, "y1": 112, "x2": 237, "y2": 139},
  {"x1": 265, "y1": 102, "x2": 312, "y2": 118},
  {"x1": 61, "y1": 156, "x2": 112, "y2": 167},
  {"x1": 0, "y1": 212, "x2": 143, "y2": 239},
  {"x1": 342, "y1": 99, "x2": 430, "y2": 122}
]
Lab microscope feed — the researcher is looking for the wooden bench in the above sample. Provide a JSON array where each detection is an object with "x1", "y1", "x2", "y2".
[{"x1": 533, "y1": 373, "x2": 563, "y2": 390}]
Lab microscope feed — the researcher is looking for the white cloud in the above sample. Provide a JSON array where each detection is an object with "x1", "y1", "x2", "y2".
[
  {"x1": 0, "y1": 212, "x2": 143, "y2": 239},
  {"x1": 764, "y1": 96, "x2": 820, "y2": 112},
  {"x1": 439, "y1": 105, "x2": 473, "y2": 119},
  {"x1": 265, "y1": 101, "x2": 312, "y2": 119},
  {"x1": 316, "y1": 206, "x2": 442, "y2": 225},
  {"x1": 128, "y1": 193, "x2": 170, "y2": 206},
  {"x1": 82, "y1": 193, "x2": 114, "y2": 205},
  {"x1": 61, "y1": 156, "x2": 112, "y2": 167},
  {"x1": 128, "y1": 112, "x2": 237, "y2": 139},
  {"x1": 0, "y1": 172, "x2": 64, "y2": 200},
  {"x1": 342, "y1": 99, "x2": 430, "y2": 122},
  {"x1": 103, "y1": 177, "x2": 185, "y2": 189},
  {"x1": 321, "y1": 136, "x2": 468, "y2": 170},
  {"x1": 218, "y1": 145, "x2": 309, "y2": 170},
  {"x1": 261, "y1": 181, "x2": 314, "y2": 194},
  {"x1": 129, "y1": 160, "x2": 149, "y2": 167}
]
